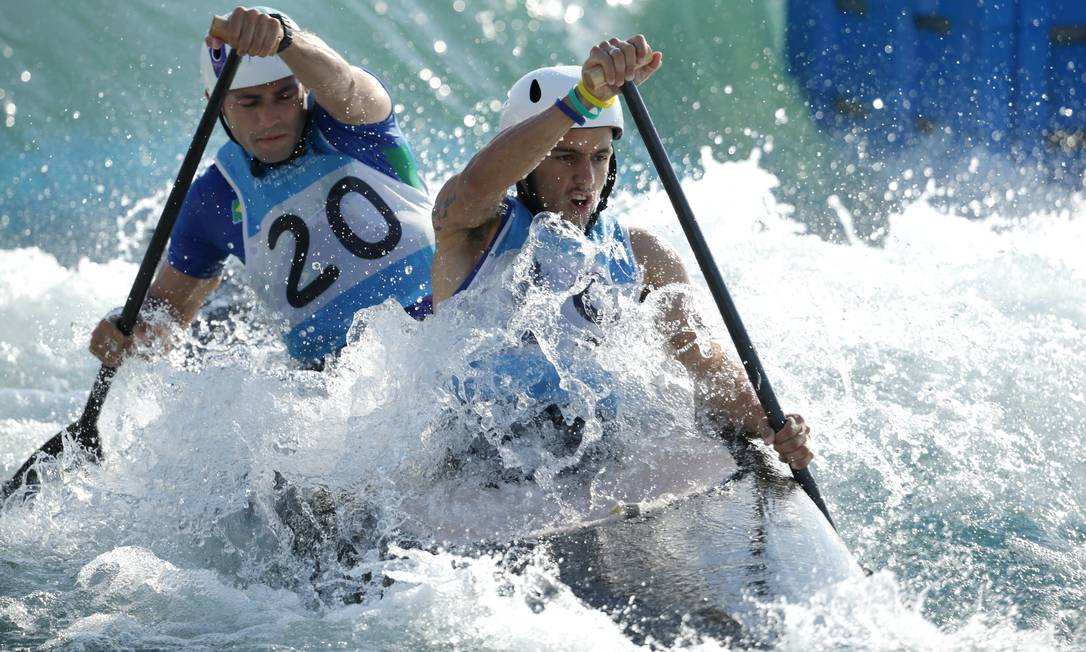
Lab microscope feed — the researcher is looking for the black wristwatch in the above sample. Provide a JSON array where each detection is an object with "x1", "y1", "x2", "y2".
[{"x1": 268, "y1": 12, "x2": 296, "y2": 54}]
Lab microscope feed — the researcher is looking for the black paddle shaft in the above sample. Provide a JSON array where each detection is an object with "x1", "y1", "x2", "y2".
[
  {"x1": 620, "y1": 82, "x2": 836, "y2": 530},
  {"x1": 1, "y1": 50, "x2": 241, "y2": 500},
  {"x1": 94, "y1": 49, "x2": 243, "y2": 413}
]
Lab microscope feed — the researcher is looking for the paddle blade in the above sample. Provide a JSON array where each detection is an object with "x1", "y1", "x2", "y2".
[{"x1": 1, "y1": 420, "x2": 101, "y2": 501}]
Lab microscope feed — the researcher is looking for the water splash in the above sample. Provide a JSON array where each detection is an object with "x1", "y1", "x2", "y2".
[{"x1": 1, "y1": 149, "x2": 1083, "y2": 649}]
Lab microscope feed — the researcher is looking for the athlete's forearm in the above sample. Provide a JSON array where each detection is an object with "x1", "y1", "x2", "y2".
[
  {"x1": 146, "y1": 264, "x2": 223, "y2": 328},
  {"x1": 465, "y1": 105, "x2": 573, "y2": 197},
  {"x1": 654, "y1": 285, "x2": 764, "y2": 433},
  {"x1": 671, "y1": 330, "x2": 765, "y2": 433},
  {"x1": 434, "y1": 101, "x2": 580, "y2": 234},
  {"x1": 280, "y1": 32, "x2": 391, "y2": 125}
]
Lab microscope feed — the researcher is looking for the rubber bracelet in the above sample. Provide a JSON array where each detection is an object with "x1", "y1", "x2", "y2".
[
  {"x1": 577, "y1": 80, "x2": 615, "y2": 109},
  {"x1": 567, "y1": 87, "x2": 601, "y2": 120},
  {"x1": 554, "y1": 98, "x2": 586, "y2": 125}
]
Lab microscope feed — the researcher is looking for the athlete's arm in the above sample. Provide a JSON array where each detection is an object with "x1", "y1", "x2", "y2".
[
  {"x1": 431, "y1": 37, "x2": 661, "y2": 305},
  {"x1": 629, "y1": 227, "x2": 814, "y2": 469},
  {"x1": 209, "y1": 7, "x2": 391, "y2": 126},
  {"x1": 89, "y1": 264, "x2": 222, "y2": 367},
  {"x1": 433, "y1": 37, "x2": 660, "y2": 238},
  {"x1": 429, "y1": 108, "x2": 578, "y2": 305},
  {"x1": 433, "y1": 99, "x2": 582, "y2": 238}
]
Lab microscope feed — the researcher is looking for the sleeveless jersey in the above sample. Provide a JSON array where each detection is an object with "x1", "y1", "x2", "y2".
[
  {"x1": 214, "y1": 122, "x2": 434, "y2": 362},
  {"x1": 453, "y1": 197, "x2": 642, "y2": 414}
]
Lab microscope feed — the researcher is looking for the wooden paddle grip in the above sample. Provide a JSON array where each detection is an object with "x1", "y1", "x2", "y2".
[
  {"x1": 209, "y1": 15, "x2": 231, "y2": 42},
  {"x1": 586, "y1": 66, "x2": 606, "y2": 88}
]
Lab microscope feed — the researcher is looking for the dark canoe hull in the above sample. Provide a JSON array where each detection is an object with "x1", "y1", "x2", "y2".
[
  {"x1": 503, "y1": 438, "x2": 860, "y2": 647},
  {"x1": 270, "y1": 436, "x2": 859, "y2": 645}
]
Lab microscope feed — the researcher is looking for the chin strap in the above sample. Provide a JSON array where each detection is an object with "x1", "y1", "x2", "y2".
[{"x1": 595, "y1": 154, "x2": 617, "y2": 214}]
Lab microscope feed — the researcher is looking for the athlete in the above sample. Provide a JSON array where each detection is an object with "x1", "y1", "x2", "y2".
[
  {"x1": 431, "y1": 36, "x2": 814, "y2": 470},
  {"x1": 90, "y1": 6, "x2": 434, "y2": 368}
]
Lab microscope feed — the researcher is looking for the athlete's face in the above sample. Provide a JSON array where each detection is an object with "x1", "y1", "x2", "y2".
[
  {"x1": 220, "y1": 76, "x2": 308, "y2": 164},
  {"x1": 530, "y1": 127, "x2": 614, "y2": 229}
]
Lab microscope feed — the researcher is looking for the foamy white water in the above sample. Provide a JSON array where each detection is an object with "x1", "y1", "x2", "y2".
[{"x1": 1, "y1": 154, "x2": 1083, "y2": 650}]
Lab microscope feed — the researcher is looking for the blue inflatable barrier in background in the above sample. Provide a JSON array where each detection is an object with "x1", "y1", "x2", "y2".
[{"x1": 787, "y1": 0, "x2": 1086, "y2": 184}]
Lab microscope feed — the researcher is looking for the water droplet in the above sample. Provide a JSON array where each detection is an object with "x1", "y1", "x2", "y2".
[
  {"x1": 434, "y1": 40, "x2": 447, "y2": 54},
  {"x1": 19, "y1": 70, "x2": 30, "y2": 82}
]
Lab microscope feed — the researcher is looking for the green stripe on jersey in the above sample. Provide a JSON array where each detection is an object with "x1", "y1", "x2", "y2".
[{"x1": 382, "y1": 144, "x2": 425, "y2": 191}]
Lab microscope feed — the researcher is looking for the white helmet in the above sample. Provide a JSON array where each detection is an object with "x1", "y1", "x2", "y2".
[
  {"x1": 198, "y1": 9, "x2": 296, "y2": 93},
  {"x1": 498, "y1": 65, "x2": 623, "y2": 138}
]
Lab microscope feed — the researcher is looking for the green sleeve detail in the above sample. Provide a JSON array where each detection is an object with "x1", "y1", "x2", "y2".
[{"x1": 382, "y1": 144, "x2": 426, "y2": 191}]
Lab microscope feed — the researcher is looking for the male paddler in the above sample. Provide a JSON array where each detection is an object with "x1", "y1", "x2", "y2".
[
  {"x1": 89, "y1": 6, "x2": 434, "y2": 369},
  {"x1": 431, "y1": 36, "x2": 814, "y2": 470}
]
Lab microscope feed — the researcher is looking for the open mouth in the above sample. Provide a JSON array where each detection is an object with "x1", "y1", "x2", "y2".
[{"x1": 568, "y1": 192, "x2": 592, "y2": 211}]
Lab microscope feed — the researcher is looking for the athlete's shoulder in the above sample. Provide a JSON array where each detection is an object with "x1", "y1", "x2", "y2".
[
  {"x1": 311, "y1": 100, "x2": 428, "y2": 192},
  {"x1": 628, "y1": 227, "x2": 688, "y2": 288},
  {"x1": 311, "y1": 99, "x2": 400, "y2": 140},
  {"x1": 179, "y1": 163, "x2": 238, "y2": 218},
  {"x1": 191, "y1": 163, "x2": 235, "y2": 199}
]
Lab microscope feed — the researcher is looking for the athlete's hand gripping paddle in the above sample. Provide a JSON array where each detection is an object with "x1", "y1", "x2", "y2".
[
  {"x1": 0, "y1": 43, "x2": 241, "y2": 502},
  {"x1": 587, "y1": 68, "x2": 836, "y2": 529}
]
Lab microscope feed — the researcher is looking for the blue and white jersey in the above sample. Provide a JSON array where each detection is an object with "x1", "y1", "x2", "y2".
[
  {"x1": 453, "y1": 197, "x2": 642, "y2": 414},
  {"x1": 168, "y1": 97, "x2": 434, "y2": 364},
  {"x1": 459, "y1": 197, "x2": 642, "y2": 337}
]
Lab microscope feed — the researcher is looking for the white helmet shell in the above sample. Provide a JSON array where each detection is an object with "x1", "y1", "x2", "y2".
[
  {"x1": 200, "y1": 43, "x2": 294, "y2": 93},
  {"x1": 498, "y1": 65, "x2": 623, "y2": 138}
]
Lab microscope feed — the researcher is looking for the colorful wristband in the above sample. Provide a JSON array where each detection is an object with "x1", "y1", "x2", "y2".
[
  {"x1": 567, "y1": 87, "x2": 601, "y2": 120},
  {"x1": 577, "y1": 80, "x2": 615, "y2": 109},
  {"x1": 554, "y1": 98, "x2": 586, "y2": 126}
]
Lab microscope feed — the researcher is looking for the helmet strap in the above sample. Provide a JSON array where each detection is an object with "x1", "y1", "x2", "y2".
[
  {"x1": 218, "y1": 113, "x2": 240, "y2": 146},
  {"x1": 515, "y1": 173, "x2": 546, "y2": 216},
  {"x1": 596, "y1": 153, "x2": 617, "y2": 214}
]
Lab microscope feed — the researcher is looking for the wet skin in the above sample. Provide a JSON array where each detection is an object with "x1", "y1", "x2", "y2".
[
  {"x1": 220, "y1": 76, "x2": 308, "y2": 164},
  {"x1": 529, "y1": 126, "x2": 614, "y2": 230}
]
